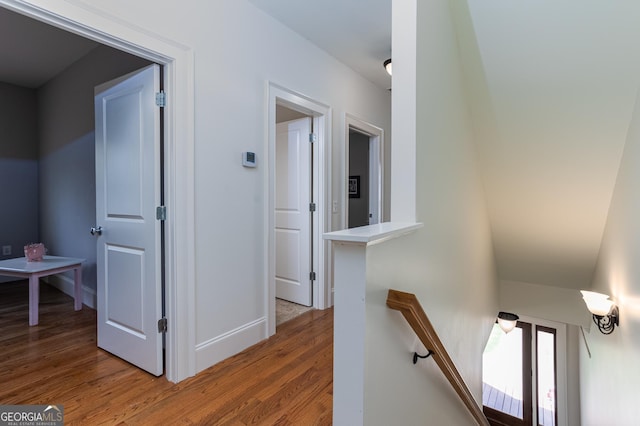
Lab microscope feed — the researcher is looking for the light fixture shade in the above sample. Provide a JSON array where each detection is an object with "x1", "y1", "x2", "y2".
[
  {"x1": 580, "y1": 290, "x2": 619, "y2": 334},
  {"x1": 497, "y1": 311, "x2": 519, "y2": 333},
  {"x1": 580, "y1": 290, "x2": 614, "y2": 316},
  {"x1": 384, "y1": 58, "x2": 392, "y2": 76}
]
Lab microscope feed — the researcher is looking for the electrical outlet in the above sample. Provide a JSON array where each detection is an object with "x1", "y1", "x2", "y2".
[{"x1": 2, "y1": 245, "x2": 11, "y2": 256}]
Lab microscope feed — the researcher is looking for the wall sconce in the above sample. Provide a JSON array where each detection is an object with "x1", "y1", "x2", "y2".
[
  {"x1": 383, "y1": 58, "x2": 392, "y2": 76},
  {"x1": 580, "y1": 290, "x2": 619, "y2": 335},
  {"x1": 497, "y1": 311, "x2": 519, "y2": 334}
]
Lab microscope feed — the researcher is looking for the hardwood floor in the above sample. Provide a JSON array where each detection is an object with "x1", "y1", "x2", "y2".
[{"x1": 0, "y1": 280, "x2": 333, "y2": 425}]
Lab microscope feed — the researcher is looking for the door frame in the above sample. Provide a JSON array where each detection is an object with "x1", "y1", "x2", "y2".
[
  {"x1": 274, "y1": 117, "x2": 313, "y2": 306},
  {"x1": 521, "y1": 315, "x2": 569, "y2": 426},
  {"x1": 484, "y1": 321, "x2": 533, "y2": 426},
  {"x1": 344, "y1": 114, "x2": 384, "y2": 229},
  {"x1": 484, "y1": 317, "x2": 569, "y2": 426},
  {"x1": 266, "y1": 82, "x2": 331, "y2": 336},
  {"x1": 1, "y1": 0, "x2": 196, "y2": 383}
]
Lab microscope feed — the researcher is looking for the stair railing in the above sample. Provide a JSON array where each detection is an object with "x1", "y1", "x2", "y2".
[{"x1": 386, "y1": 289, "x2": 490, "y2": 426}]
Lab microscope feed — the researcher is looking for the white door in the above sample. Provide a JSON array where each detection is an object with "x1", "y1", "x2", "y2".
[
  {"x1": 275, "y1": 118, "x2": 313, "y2": 306},
  {"x1": 94, "y1": 64, "x2": 163, "y2": 376}
]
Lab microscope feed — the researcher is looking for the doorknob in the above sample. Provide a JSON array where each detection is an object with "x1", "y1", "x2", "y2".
[{"x1": 90, "y1": 226, "x2": 103, "y2": 236}]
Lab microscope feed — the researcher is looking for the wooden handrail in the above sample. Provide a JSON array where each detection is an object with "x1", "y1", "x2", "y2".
[{"x1": 386, "y1": 289, "x2": 490, "y2": 426}]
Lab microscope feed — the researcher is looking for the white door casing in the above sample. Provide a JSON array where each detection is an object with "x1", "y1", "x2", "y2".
[
  {"x1": 275, "y1": 118, "x2": 312, "y2": 306},
  {"x1": 2, "y1": 0, "x2": 197, "y2": 382},
  {"x1": 345, "y1": 114, "x2": 384, "y2": 229},
  {"x1": 95, "y1": 64, "x2": 163, "y2": 376},
  {"x1": 267, "y1": 83, "x2": 332, "y2": 336}
]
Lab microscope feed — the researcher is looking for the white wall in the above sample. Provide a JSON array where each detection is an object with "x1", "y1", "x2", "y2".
[
  {"x1": 190, "y1": 0, "x2": 391, "y2": 370},
  {"x1": 580, "y1": 93, "x2": 640, "y2": 425},
  {"x1": 500, "y1": 280, "x2": 590, "y2": 328},
  {"x1": 0, "y1": 82, "x2": 38, "y2": 271},
  {"x1": 360, "y1": 0, "x2": 498, "y2": 423},
  {"x1": 19, "y1": 0, "x2": 391, "y2": 372},
  {"x1": 415, "y1": 0, "x2": 498, "y2": 400},
  {"x1": 566, "y1": 324, "x2": 582, "y2": 426},
  {"x1": 37, "y1": 45, "x2": 151, "y2": 305}
]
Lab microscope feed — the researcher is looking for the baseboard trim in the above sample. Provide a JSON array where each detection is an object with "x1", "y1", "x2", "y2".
[
  {"x1": 195, "y1": 317, "x2": 267, "y2": 373},
  {"x1": 45, "y1": 274, "x2": 96, "y2": 309}
]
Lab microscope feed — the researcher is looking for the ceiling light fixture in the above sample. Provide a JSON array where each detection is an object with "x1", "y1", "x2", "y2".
[
  {"x1": 383, "y1": 58, "x2": 392, "y2": 76},
  {"x1": 580, "y1": 290, "x2": 619, "y2": 334},
  {"x1": 497, "y1": 311, "x2": 519, "y2": 334}
]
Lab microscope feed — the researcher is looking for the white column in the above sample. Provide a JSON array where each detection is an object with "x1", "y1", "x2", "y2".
[
  {"x1": 332, "y1": 241, "x2": 367, "y2": 425},
  {"x1": 391, "y1": 0, "x2": 418, "y2": 222},
  {"x1": 325, "y1": 222, "x2": 422, "y2": 426}
]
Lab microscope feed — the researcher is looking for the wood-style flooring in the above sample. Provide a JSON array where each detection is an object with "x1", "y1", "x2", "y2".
[{"x1": 0, "y1": 280, "x2": 333, "y2": 425}]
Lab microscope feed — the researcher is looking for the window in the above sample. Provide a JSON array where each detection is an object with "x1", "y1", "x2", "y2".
[
  {"x1": 536, "y1": 326, "x2": 557, "y2": 426},
  {"x1": 482, "y1": 322, "x2": 532, "y2": 425},
  {"x1": 482, "y1": 319, "x2": 564, "y2": 426}
]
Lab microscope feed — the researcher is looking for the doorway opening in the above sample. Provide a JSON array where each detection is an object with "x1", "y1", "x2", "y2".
[
  {"x1": 274, "y1": 106, "x2": 314, "y2": 322},
  {"x1": 482, "y1": 317, "x2": 568, "y2": 426},
  {"x1": 483, "y1": 321, "x2": 533, "y2": 425},
  {"x1": 345, "y1": 115, "x2": 384, "y2": 229},
  {"x1": 267, "y1": 83, "x2": 331, "y2": 336},
  {"x1": 1, "y1": 1, "x2": 196, "y2": 382}
]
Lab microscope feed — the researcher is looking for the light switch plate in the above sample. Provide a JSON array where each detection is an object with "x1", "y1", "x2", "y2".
[{"x1": 242, "y1": 151, "x2": 256, "y2": 168}]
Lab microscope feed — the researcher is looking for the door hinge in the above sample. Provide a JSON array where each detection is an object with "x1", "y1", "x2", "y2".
[
  {"x1": 309, "y1": 133, "x2": 317, "y2": 143},
  {"x1": 309, "y1": 203, "x2": 316, "y2": 212},
  {"x1": 158, "y1": 317, "x2": 168, "y2": 333},
  {"x1": 156, "y1": 206, "x2": 167, "y2": 221},
  {"x1": 155, "y1": 91, "x2": 166, "y2": 107},
  {"x1": 310, "y1": 271, "x2": 316, "y2": 281}
]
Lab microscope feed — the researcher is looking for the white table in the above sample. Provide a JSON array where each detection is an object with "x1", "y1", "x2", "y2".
[{"x1": 0, "y1": 255, "x2": 84, "y2": 326}]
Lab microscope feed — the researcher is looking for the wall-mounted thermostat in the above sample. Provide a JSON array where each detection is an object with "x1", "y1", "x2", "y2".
[{"x1": 242, "y1": 151, "x2": 257, "y2": 168}]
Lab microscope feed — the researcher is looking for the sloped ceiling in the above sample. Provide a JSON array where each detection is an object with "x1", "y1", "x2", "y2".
[
  {"x1": 461, "y1": 0, "x2": 640, "y2": 289},
  {"x1": 251, "y1": 0, "x2": 640, "y2": 290}
]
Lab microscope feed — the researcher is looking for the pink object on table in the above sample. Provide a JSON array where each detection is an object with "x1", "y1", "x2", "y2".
[{"x1": 24, "y1": 243, "x2": 46, "y2": 262}]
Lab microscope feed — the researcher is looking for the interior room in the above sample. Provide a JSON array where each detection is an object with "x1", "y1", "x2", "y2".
[{"x1": 2, "y1": 0, "x2": 639, "y2": 425}]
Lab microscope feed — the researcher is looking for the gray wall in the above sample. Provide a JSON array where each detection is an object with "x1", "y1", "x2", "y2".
[
  {"x1": 0, "y1": 82, "x2": 39, "y2": 270},
  {"x1": 37, "y1": 45, "x2": 151, "y2": 303}
]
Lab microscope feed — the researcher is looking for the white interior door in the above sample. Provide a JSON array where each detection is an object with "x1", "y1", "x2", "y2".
[
  {"x1": 94, "y1": 64, "x2": 163, "y2": 376},
  {"x1": 275, "y1": 118, "x2": 312, "y2": 306}
]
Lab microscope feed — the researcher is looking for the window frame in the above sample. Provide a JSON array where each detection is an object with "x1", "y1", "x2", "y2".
[
  {"x1": 536, "y1": 325, "x2": 558, "y2": 426},
  {"x1": 483, "y1": 316, "x2": 568, "y2": 426},
  {"x1": 483, "y1": 321, "x2": 533, "y2": 426}
]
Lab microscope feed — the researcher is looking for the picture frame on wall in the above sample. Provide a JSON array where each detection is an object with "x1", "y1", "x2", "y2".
[{"x1": 349, "y1": 176, "x2": 360, "y2": 198}]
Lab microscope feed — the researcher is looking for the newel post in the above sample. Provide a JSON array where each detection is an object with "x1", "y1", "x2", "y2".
[{"x1": 324, "y1": 223, "x2": 422, "y2": 426}]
